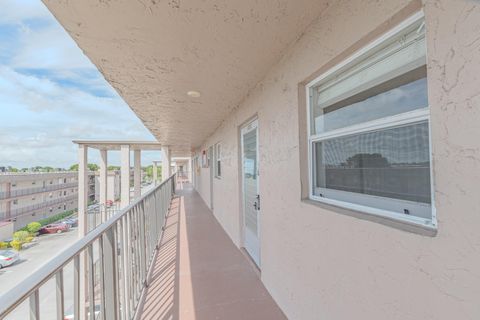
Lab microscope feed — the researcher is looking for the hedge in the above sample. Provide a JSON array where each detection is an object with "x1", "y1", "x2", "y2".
[
  {"x1": 4, "y1": 210, "x2": 78, "y2": 251},
  {"x1": 18, "y1": 209, "x2": 77, "y2": 232},
  {"x1": 37, "y1": 210, "x2": 76, "y2": 226}
]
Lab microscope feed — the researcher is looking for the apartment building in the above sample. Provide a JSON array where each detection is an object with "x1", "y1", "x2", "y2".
[
  {"x1": 2, "y1": 1, "x2": 479, "y2": 320},
  {"x1": 0, "y1": 171, "x2": 98, "y2": 230},
  {"x1": 0, "y1": 172, "x2": 79, "y2": 229},
  {"x1": 93, "y1": 170, "x2": 121, "y2": 204}
]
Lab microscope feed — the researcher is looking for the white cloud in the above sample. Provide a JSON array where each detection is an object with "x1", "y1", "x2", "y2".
[
  {"x1": 0, "y1": 1, "x2": 159, "y2": 168},
  {"x1": 12, "y1": 22, "x2": 93, "y2": 69},
  {"x1": 0, "y1": 60, "x2": 157, "y2": 168},
  {"x1": 0, "y1": 0, "x2": 50, "y2": 24}
]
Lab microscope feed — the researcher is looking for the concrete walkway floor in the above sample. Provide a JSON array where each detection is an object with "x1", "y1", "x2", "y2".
[{"x1": 136, "y1": 183, "x2": 286, "y2": 320}]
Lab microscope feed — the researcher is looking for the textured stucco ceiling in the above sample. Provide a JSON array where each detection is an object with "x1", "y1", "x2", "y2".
[{"x1": 43, "y1": 0, "x2": 328, "y2": 155}]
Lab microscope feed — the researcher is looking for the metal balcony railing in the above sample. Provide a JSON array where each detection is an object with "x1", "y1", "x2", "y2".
[
  {"x1": 0, "y1": 182, "x2": 78, "y2": 200},
  {"x1": 0, "y1": 173, "x2": 176, "y2": 320},
  {"x1": 0, "y1": 195, "x2": 78, "y2": 221}
]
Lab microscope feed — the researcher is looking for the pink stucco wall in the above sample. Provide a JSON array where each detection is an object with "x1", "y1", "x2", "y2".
[{"x1": 195, "y1": 1, "x2": 480, "y2": 319}]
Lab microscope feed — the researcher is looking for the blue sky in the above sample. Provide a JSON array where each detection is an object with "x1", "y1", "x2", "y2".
[{"x1": 0, "y1": 0, "x2": 160, "y2": 168}]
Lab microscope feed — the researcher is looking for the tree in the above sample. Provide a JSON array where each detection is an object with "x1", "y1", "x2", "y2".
[
  {"x1": 107, "y1": 165, "x2": 120, "y2": 171},
  {"x1": 144, "y1": 164, "x2": 162, "y2": 180},
  {"x1": 88, "y1": 163, "x2": 99, "y2": 171},
  {"x1": 13, "y1": 230, "x2": 29, "y2": 242},
  {"x1": 10, "y1": 240, "x2": 22, "y2": 251},
  {"x1": 69, "y1": 163, "x2": 99, "y2": 171},
  {"x1": 27, "y1": 222, "x2": 42, "y2": 234}
]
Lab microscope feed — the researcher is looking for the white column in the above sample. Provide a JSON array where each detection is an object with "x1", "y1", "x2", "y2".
[
  {"x1": 120, "y1": 145, "x2": 130, "y2": 208},
  {"x1": 162, "y1": 147, "x2": 171, "y2": 181},
  {"x1": 99, "y1": 149, "x2": 108, "y2": 221},
  {"x1": 152, "y1": 161, "x2": 158, "y2": 184},
  {"x1": 134, "y1": 149, "x2": 141, "y2": 199},
  {"x1": 78, "y1": 144, "x2": 88, "y2": 237},
  {"x1": 188, "y1": 157, "x2": 192, "y2": 182},
  {"x1": 77, "y1": 144, "x2": 88, "y2": 320}
]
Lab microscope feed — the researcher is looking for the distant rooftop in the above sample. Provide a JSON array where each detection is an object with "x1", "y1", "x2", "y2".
[{"x1": 0, "y1": 171, "x2": 77, "y2": 176}]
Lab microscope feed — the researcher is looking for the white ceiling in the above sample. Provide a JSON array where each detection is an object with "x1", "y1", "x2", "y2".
[{"x1": 43, "y1": 0, "x2": 327, "y2": 156}]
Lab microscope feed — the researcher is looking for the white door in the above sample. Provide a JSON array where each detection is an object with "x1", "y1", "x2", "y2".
[{"x1": 241, "y1": 119, "x2": 260, "y2": 267}]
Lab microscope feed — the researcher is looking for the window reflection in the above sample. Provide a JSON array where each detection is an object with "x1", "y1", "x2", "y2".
[
  {"x1": 313, "y1": 67, "x2": 428, "y2": 134},
  {"x1": 314, "y1": 122, "x2": 431, "y2": 204}
]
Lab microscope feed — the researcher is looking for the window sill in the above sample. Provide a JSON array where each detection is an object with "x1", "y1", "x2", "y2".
[{"x1": 302, "y1": 197, "x2": 437, "y2": 237}]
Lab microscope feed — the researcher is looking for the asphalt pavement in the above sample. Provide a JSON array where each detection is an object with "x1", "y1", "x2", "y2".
[{"x1": 1, "y1": 228, "x2": 78, "y2": 319}]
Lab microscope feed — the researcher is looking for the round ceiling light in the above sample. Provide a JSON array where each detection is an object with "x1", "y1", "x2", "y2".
[{"x1": 187, "y1": 90, "x2": 201, "y2": 98}]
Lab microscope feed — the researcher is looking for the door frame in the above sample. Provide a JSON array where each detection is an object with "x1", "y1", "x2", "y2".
[
  {"x1": 240, "y1": 117, "x2": 261, "y2": 267},
  {"x1": 208, "y1": 146, "x2": 214, "y2": 210}
]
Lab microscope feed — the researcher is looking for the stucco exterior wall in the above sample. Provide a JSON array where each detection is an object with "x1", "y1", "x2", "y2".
[{"x1": 194, "y1": 0, "x2": 480, "y2": 319}]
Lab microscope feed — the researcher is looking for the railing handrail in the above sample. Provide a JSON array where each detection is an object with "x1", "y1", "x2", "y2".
[{"x1": 0, "y1": 173, "x2": 176, "y2": 318}]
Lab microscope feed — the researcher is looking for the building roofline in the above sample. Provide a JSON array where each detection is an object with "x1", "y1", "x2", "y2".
[{"x1": 72, "y1": 140, "x2": 162, "y2": 151}]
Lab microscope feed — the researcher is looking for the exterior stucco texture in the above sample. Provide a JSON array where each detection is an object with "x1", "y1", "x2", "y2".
[{"x1": 194, "y1": 1, "x2": 480, "y2": 319}]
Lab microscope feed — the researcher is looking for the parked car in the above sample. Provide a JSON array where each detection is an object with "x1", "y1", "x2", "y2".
[
  {"x1": 88, "y1": 204, "x2": 100, "y2": 214},
  {"x1": 0, "y1": 250, "x2": 20, "y2": 269},
  {"x1": 39, "y1": 223, "x2": 70, "y2": 234},
  {"x1": 62, "y1": 217, "x2": 78, "y2": 227},
  {"x1": 105, "y1": 200, "x2": 114, "y2": 207}
]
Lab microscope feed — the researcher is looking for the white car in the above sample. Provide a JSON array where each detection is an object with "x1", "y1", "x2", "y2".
[{"x1": 0, "y1": 250, "x2": 19, "y2": 269}]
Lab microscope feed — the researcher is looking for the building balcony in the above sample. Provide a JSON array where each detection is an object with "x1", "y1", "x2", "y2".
[
  {"x1": 0, "y1": 182, "x2": 78, "y2": 201},
  {"x1": 2, "y1": 1, "x2": 478, "y2": 319},
  {"x1": 0, "y1": 176, "x2": 285, "y2": 319},
  {"x1": 0, "y1": 194, "x2": 77, "y2": 221},
  {"x1": 0, "y1": 176, "x2": 282, "y2": 319}
]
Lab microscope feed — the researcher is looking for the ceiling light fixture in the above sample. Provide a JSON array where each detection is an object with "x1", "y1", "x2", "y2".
[{"x1": 187, "y1": 90, "x2": 201, "y2": 98}]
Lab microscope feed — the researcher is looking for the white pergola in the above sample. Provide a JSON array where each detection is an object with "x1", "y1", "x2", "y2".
[{"x1": 73, "y1": 140, "x2": 171, "y2": 237}]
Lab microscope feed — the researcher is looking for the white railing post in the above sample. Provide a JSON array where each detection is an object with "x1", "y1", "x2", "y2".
[
  {"x1": 73, "y1": 255, "x2": 81, "y2": 320},
  {"x1": 103, "y1": 227, "x2": 118, "y2": 320},
  {"x1": 56, "y1": 270, "x2": 64, "y2": 320},
  {"x1": 29, "y1": 290, "x2": 39, "y2": 320},
  {"x1": 120, "y1": 145, "x2": 131, "y2": 208},
  {"x1": 99, "y1": 149, "x2": 108, "y2": 222},
  {"x1": 134, "y1": 150, "x2": 142, "y2": 199},
  {"x1": 87, "y1": 245, "x2": 95, "y2": 320}
]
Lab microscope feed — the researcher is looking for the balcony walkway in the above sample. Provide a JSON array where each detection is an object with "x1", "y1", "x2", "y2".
[{"x1": 136, "y1": 183, "x2": 286, "y2": 320}]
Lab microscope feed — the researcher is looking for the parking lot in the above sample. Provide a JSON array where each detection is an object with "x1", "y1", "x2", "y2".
[
  {"x1": 0, "y1": 226, "x2": 78, "y2": 295},
  {"x1": 0, "y1": 186, "x2": 153, "y2": 318},
  {"x1": 0, "y1": 226, "x2": 80, "y2": 319}
]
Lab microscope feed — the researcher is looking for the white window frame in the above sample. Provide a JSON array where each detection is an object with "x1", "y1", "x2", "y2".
[
  {"x1": 214, "y1": 143, "x2": 222, "y2": 178},
  {"x1": 305, "y1": 11, "x2": 437, "y2": 230}
]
